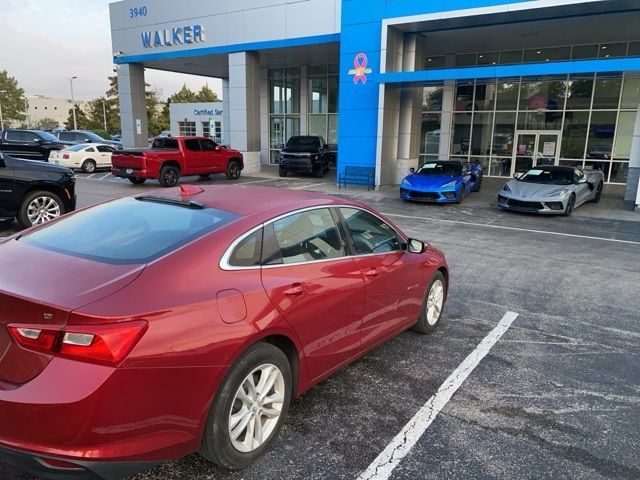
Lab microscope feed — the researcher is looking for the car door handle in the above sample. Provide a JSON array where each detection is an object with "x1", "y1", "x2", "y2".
[
  {"x1": 284, "y1": 283, "x2": 306, "y2": 295},
  {"x1": 364, "y1": 268, "x2": 379, "y2": 278}
]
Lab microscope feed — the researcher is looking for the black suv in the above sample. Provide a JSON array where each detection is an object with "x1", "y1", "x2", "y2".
[
  {"x1": 0, "y1": 152, "x2": 76, "y2": 228},
  {"x1": 0, "y1": 129, "x2": 73, "y2": 162},
  {"x1": 55, "y1": 130, "x2": 122, "y2": 149},
  {"x1": 279, "y1": 136, "x2": 331, "y2": 178}
]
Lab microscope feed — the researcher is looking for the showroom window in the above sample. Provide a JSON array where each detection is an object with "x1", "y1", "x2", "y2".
[
  {"x1": 269, "y1": 68, "x2": 301, "y2": 164},
  {"x1": 178, "y1": 121, "x2": 196, "y2": 136},
  {"x1": 308, "y1": 64, "x2": 339, "y2": 151},
  {"x1": 419, "y1": 84, "x2": 443, "y2": 163}
]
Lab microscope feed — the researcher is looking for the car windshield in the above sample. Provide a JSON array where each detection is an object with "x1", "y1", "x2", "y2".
[
  {"x1": 65, "y1": 143, "x2": 91, "y2": 152},
  {"x1": 285, "y1": 136, "x2": 320, "y2": 149},
  {"x1": 36, "y1": 131, "x2": 60, "y2": 142},
  {"x1": 416, "y1": 161, "x2": 462, "y2": 176},
  {"x1": 519, "y1": 168, "x2": 574, "y2": 185},
  {"x1": 21, "y1": 197, "x2": 238, "y2": 264}
]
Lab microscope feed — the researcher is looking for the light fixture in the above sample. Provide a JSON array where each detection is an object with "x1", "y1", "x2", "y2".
[
  {"x1": 479, "y1": 55, "x2": 484, "y2": 58},
  {"x1": 536, "y1": 51, "x2": 542, "y2": 54},
  {"x1": 113, "y1": 51, "x2": 125, "y2": 57}
]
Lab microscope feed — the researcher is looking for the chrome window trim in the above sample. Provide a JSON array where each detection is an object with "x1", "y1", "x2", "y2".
[{"x1": 219, "y1": 204, "x2": 406, "y2": 271}]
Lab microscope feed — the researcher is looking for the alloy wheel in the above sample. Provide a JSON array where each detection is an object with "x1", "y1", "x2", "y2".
[
  {"x1": 228, "y1": 363, "x2": 285, "y2": 453},
  {"x1": 27, "y1": 196, "x2": 61, "y2": 225},
  {"x1": 426, "y1": 279, "x2": 444, "y2": 326}
]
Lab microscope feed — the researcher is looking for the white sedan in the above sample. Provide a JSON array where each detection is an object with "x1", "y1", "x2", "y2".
[{"x1": 49, "y1": 143, "x2": 117, "y2": 173}]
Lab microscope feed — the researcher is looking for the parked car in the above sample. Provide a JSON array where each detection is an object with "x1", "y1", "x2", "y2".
[
  {"x1": 279, "y1": 135, "x2": 331, "y2": 178},
  {"x1": 148, "y1": 130, "x2": 171, "y2": 145},
  {"x1": 111, "y1": 133, "x2": 122, "y2": 142},
  {"x1": 498, "y1": 166, "x2": 604, "y2": 215},
  {"x1": 400, "y1": 160, "x2": 483, "y2": 203},
  {"x1": 49, "y1": 143, "x2": 118, "y2": 173},
  {"x1": 0, "y1": 152, "x2": 76, "y2": 227},
  {"x1": 55, "y1": 130, "x2": 122, "y2": 149},
  {"x1": 0, "y1": 129, "x2": 73, "y2": 162},
  {"x1": 0, "y1": 185, "x2": 447, "y2": 479},
  {"x1": 111, "y1": 136, "x2": 244, "y2": 187}
]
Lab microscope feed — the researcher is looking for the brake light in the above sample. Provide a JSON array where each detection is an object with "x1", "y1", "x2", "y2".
[
  {"x1": 63, "y1": 154, "x2": 70, "y2": 159},
  {"x1": 7, "y1": 321, "x2": 147, "y2": 365}
]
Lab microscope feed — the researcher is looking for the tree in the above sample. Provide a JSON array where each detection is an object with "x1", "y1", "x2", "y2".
[
  {"x1": 64, "y1": 105, "x2": 90, "y2": 130},
  {"x1": 0, "y1": 70, "x2": 27, "y2": 128},
  {"x1": 106, "y1": 75, "x2": 168, "y2": 135},
  {"x1": 196, "y1": 84, "x2": 219, "y2": 102},
  {"x1": 32, "y1": 118, "x2": 59, "y2": 130}
]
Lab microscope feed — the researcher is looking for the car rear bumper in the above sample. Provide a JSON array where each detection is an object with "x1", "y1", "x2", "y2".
[
  {"x1": 111, "y1": 167, "x2": 150, "y2": 179},
  {"x1": 400, "y1": 188, "x2": 458, "y2": 203}
]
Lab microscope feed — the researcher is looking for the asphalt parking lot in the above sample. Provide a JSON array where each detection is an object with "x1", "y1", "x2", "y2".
[{"x1": 2, "y1": 172, "x2": 639, "y2": 480}]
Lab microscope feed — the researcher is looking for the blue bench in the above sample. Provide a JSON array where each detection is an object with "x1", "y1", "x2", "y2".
[{"x1": 338, "y1": 166, "x2": 375, "y2": 191}]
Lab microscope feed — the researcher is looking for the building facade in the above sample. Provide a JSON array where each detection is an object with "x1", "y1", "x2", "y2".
[
  {"x1": 169, "y1": 102, "x2": 225, "y2": 142},
  {"x1": 25, "y1": 95, "x2": 90, "y2": 128},
  {"x1": 109, "y1": 0, "x2": 640, "y2": 203}
]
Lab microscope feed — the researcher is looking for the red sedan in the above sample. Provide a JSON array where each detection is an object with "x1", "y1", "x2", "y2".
[{"x1": 0, "y1": 185, "x2": 448, "y2": 479}]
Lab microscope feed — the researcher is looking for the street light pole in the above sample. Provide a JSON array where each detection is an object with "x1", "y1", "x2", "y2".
[
  {"x1": 66, "y1": 76, "x2": 78, "y2": 130},
  {"x1": 102, "y1": 100, "x2": 108, "y2": 132},
  {"x1": 0, "y1": 90, "x2": 7, "y2": 131}
]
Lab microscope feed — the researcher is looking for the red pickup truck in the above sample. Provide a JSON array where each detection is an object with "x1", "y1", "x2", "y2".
[{"x1": 111, "y1": 136, "x2": 244, "y2": 187}]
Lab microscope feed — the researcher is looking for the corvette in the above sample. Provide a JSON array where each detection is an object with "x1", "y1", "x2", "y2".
[
  {"x1": 0, "y1": 185, "x2": 448, "y2": 480},
  {"x1": 400, "y1": 160, "x2": 483, "y2": 203}
]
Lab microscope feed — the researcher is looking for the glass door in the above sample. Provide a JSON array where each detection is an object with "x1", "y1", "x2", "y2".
[{"x1": 512, "y1": 131, "x2": 560, "y2": 175}]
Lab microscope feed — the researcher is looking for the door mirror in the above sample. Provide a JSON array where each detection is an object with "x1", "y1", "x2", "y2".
[
  {"x1": 578, "y1": 176, "x2": 588, "y2": 184},
  {"x1": 84, "y1": 138, "x2": 92, "y2": 143},
  {"x1": 407, "y1": 238, "x2": 426, "y2": 254},
  {"x1": 33, "y1": 137, "x2": 43, "y2": 144},
  {"x1": 409, "y1": 167, "x2": 415, "y2": 173},
  {"x1": 513, "y1": 172, "x2": 523, "y2": 179}
]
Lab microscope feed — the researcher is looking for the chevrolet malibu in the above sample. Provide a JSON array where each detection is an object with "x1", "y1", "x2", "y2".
[{"x1": 0, "y1": 185, "x2": 448, "y2": 479}]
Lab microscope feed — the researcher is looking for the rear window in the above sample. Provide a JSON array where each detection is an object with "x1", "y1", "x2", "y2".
[
  {"x1": 65, "y1": 143, "x2": 90, "y2": 152},
  {"x1": 22, "y1": 198, "x2": 238, "y2": 264},
  {"x1": 152, "y1": 137, "x2": 179, "y2": 149}
]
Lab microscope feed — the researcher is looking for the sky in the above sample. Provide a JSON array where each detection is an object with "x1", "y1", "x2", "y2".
[{"x1": 0, "y1": 0, "x2": 222, "y2": 101}]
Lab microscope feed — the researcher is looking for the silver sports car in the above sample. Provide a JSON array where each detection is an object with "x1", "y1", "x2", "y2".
[{"x1": 498, "y1": 166, "x2": 604, "y2": 216}]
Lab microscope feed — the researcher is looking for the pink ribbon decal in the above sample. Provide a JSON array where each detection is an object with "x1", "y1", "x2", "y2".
[{"x1": 348, "y1": 53, "x2": 373, "y2": 84}]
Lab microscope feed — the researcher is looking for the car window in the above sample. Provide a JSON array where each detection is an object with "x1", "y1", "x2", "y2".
[
  {"x1": 267, "y1": 208, "x2": 345, "y2": 265},
  {"x1": 340, "y1": 208, "x2": 402, "y2": 255},
  {"x1": 84, "y1": 146, "x2": 97, "y2": 153},
  {"x1": 200, "y1": 139, "x2": 217, "y2": 151},
  {"x1": 228, "y1": 229, "x2": 263, "y2": 267},
  {"x1": 6, "y1": 131, "x2": 26, "y2": 141},
  {"x1": 184, "y1": 139, "x2": 201, "y2": 151},
  {"x1": 153, "y1": 137, "x2": 179, "y2": 149},
  {"x1": 96, "y1": 145, "x2": 114, "y2": 153},
  {"x1": 58, "y1": 132, "x2": 73, "y2": 141}
]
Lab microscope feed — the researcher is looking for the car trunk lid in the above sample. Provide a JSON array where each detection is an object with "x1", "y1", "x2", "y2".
[{"x1": 111, "y1": 150, "x2": 147, "y2": 169}]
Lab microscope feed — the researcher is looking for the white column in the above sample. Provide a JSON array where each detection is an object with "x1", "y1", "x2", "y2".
[
  {"x1": 117, "y1": 64, "x2": 148, "y2": 148},
  {"x1": 624, "y1": 103, "x2": 640, "y2": 212},
  {"x1": 439, "y1": 80, "x2": 455, "y2": 160},
  {"x1": 300, "y1": 65, "x2": 308, "y2": 135},
  {"x1": 222, "y1": 78, "x2": 230, "y2": 146},
  {"x1": 259, "y1": 68, "x2": 270, "y2": 166},
  {"x1": 228, "y1": 51, "x2": 261, "y2": 174}
]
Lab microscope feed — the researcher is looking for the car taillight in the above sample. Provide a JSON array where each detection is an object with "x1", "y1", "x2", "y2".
[
  {"x1": 63, "y1": 154, "x2": 70, "y2": 159},
  {"x1": 7, "y1": 321, "x2": 147, "y2": 365}
]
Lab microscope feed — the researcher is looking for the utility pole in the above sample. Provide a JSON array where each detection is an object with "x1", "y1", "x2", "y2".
[
  {"x1": 102, "y1": 100, "x2": 108, "y2": 132},
  {"x1": 0, "y1": 90, "x2": 6, "y2": 131},
  {"x1": 66, "y1": 76, "x2": 78, "y2": 130}
]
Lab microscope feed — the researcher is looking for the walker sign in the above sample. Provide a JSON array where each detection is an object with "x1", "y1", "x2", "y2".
[{"x1": 141, "y1": 25, "x2": 205, "y2": 48}]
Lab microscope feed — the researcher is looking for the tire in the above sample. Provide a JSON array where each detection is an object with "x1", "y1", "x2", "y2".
[
  {"x1": 279, "y1": 170, "x2": 287, "y2": 178},
  {"x1": 17, "y1": 190, "x2": 66, "y2": 228},
  {"x1": 199, "y1": 174, "x2": 211, "y2": 179},
  {"x1": 564, "y1": 194, "x2": 576, "y2": 216},
  {"x1": 159, "y1": 165, "x2": 180, "y2": 187},
  {"x1": 314, "y1": 169, "x2": 325, "y2": 178},
  {"x1": 128, "y1": 178, "x2": 146, "y2": 185},
  {"x1": 592, "y1": 183, "x2": 603, "y2": 203},
  {"x1": 199, "y1": 342, "x2": 292, "y2": 470},
  {"x1": 81, "y1": 159, "x2": 97, "y2": 174},
  {"x1": 226, "y1": 160, "x2": 242, "y2": 180},
  {"x1": 456, "y1": 185, "x2": 465, "y2": 204},
  {"x1": 411, "y1": 271, "x2": 447, "y2": 334},
  {"x1": 474, "y1": 176, "x2": 482, "y2": 192}
]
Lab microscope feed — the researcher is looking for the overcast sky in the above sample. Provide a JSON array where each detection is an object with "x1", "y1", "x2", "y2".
[{"x1": 0, "y1": 0, "x2": 222, "y2": 101}]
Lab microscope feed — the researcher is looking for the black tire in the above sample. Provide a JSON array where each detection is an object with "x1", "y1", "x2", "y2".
[
  {"x1": 279, "y1": 170, "x2": 287, "y2": 178},
  {"x1": 314, "y1": 169, "x2": 325, "y2": 178},
  {"x1": 128, "y1": 178, "x2": 146, "y2": 185},
  {"x1": 17, "y1": 190, "x2": 66, "y2": 229},
  {"x1": 199, "y1": 174, "x2": 211, "y2": 179},
  {"x1": 474, "y1": 176, "x2": 482, "y2": 192},
  {"x1": 81, "y1": 159, "x2": 97, "y2": 174},
  {"x1": 199, "y1": 342, "x2": 292, "y2": 470},
  {"x1": 456, "y1": 185, "x2": 465, "y2": 204},
  {"x1": 159, "y1": 165, "x2": 180, "y2": 187},
  {"x1": 592, "y1": 183, "x2": 603, "y2": 203},
  {"x1": 564, "y1": 194, "x2": 576, "y2": 216},
  {"x1": 226, "y1": 160, "x2": 242, "y2": 180},
  {"x1": 411, "y1": 271, "x2": 447, "y2": 334}
]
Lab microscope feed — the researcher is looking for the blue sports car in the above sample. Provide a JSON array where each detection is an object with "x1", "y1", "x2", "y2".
[{"x1": 400, "y1": 160, "x2": 483, "y2": 203}]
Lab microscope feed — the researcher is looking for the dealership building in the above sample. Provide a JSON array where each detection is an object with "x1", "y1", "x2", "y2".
[{"x1": 109, "y1": 0, "x2": 640, "y2": 204}]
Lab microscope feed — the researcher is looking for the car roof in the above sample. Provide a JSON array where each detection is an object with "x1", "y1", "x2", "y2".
[
  {"x1": 140, "y1": 185, "x2": 359, "y2": 218},
  {"x1": 531, "y1": 165, "x2": 575, "y2": 172}
]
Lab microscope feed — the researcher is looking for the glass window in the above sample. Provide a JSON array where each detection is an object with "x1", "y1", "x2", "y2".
[
  {"x1": 328, "y1": 115, "x2": 338, "y2": 145},
  {"x1": 451, "y1": 112, "x2": 472, "y2": 156},
  {"x1": 96, "y1": 145, "x2": 116, "y2": 153},
  {"x1": 519, "y1": 77, "x2": 566, "y2": 111},
  {"x1": 22, "y1": 198, "x2": 237, "y2": 265},
  {"x1": 178, "y1": 121, "x2": 196, "y2": 136},
  {"x1": 620, "y1": 75, "x2": 640, "y2": 108},
  {"x1": 561, "y1": 111, "x2": 589, "y2": 159},
  {"x1": 66, "y1": 143, "x2": 89, "y2": 152},
  {"x1": 471, "y1": 112, "x2": 493, "y2": 156},
  {"x1": 200, "y1": 139, "x2": 216, "y2": 151},
  {"x1": 496, "y1": 79, "x2": 519, "y2": 110},
  {"x1": 609, "y1": 162, "x2": 629, "y2": 184},
  {"x1": 613, "y1": 111, "x2": 636, "y2": 159},
  {"x1": 592, "y1": 74, "x2": 622, "y2": 109},
  {"x1": 585, "y1": 160, "x2": 610, "y2": 180},
  {"x1": 566, "y1": 75, "x2": 594, "y2": 110},
  {"x1": 425, "y1": 56, "x2": 446, "y2": 69},
  {"x1": 599, "y1": 43, "x2": 627, "y2": 59},
  {"x1": 572, "y1": 44, "x2": 598, "y2": 60},
  {"x1": 309, "y1": 78, "x2": 328, "y2": 113},
  {"x1": 629, "y1": 42, "x2": 640, "y2": 57},
  {"x1": 489, "y1": 156, "x2": 512, "y2": 176},
  {"x1": 492, "y1": 112, "x2": 516, "y2": 157},
  {"x1": 456, "y1": 54, "x2": 476, "y2": 67},
  {"x1": 308, "y1": 115, "x2": 327, "y2": 139},
  {"x1": 586, "y1": 111, "x2": 616, "y2": 159},
  {"x1": 340, "y1": 208, "x2": 401, "y2": 255},
  {"x1": 153, "y1": 137, "x2": 178, "y2": 149},
  {"x1": 58, "y1": 131, "x2": 74, "y2": 141},
  {"x1": 524, "y1": 47, "x2": 571, "y2": 63},
  {"x1": 420, "y1": 112, "x2": 441, "y2": 155},
  {"x1": 455, "y1": 82, "x2": 474, "y2": 111},
  {"x1": 423, "y1": 85, "x2": 443, "y2": 111},
  {"x1": 84, "y1": 147, "x2": 97, "y2": 152},
  {"x1": 474, "y1": 80, "x2": 497, "y2": 110},
  {"x1": 477, "y1": 52, "x2": 498, "y2": 66},
  {"x1": 202, "y1": 121, "x2": 210, "y2": 138},
  {"x1": 328, "y1": 76, "x2": 338, "y2": 113},
  {"x1": 500, "y1": 50, "x2": 523, "y2": 65},
  {"x1": 270, "y1": 209, "x2": 344, "y2": 264},
  {"x1": 229, "y1": 230, "x2": 263, "y2": 267},
  {"x1": 308, "y1": 65, "x2": 327, "y2": 76},
  {"x1": 184, "y1": 139, "x2": 201, "y2": 151},
  {"x1": 517, "y1": 110, "x2": 562, "y2": 130}
]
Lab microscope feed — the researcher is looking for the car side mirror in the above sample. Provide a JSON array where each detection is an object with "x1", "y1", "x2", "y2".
[
  {"x1": 407, "y1": 238, "x2": 426, "y2": 253},
  {"x1": 409, "y1": 167, "x2": 415, "y2": 173},
  {"x1": 85, "y1": 138, "x2": 92, "y2": 143},
  {"x1": 33, "y1": 137, "x2": 43, "y2": 144},
  {"x1": 513, "y1": 172, "x2": 522, "y2": 179},
  {"x1": 578, "y1": 177, "x2": 588, "y2": 184}
]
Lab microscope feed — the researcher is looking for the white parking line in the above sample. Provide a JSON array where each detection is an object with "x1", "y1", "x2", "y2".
[
  {"x1": 98, "y1": 173, "x2": 112, "y2": 180},
  {"x1": 383, "y1": 212, "x2": 640, "y2": 246},
  {"x1": 85, "y1": 174, "x2": 96, "y2": 179},
  {"x1": 237, "y1": 178, "x2": 275, "y2": 185},
  {"x1": 357, "y1": 311, "x2": 519, "y2": 480},
  {"x1": 290, "y1": 182, "x2": 326, "y2": 190}
]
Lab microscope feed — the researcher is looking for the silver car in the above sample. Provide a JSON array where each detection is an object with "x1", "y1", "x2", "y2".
[{"x1": 498, "y1": 166, "x2": 604, "y2": 216}]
